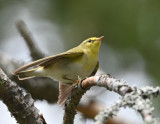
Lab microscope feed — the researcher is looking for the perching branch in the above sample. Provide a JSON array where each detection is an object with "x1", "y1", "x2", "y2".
[
  {"x1": 63, "y1": 85, "x2": 86, "y2": 124},
  {"x1": 0, "y1": 68, "x2": 46, "y2": 124},
  {"x1": 63, "y1": 75, "x2": 160, "y2": 124},
  {"x1": 16, "y1": 20, "x2": 45, "y2": 60}
]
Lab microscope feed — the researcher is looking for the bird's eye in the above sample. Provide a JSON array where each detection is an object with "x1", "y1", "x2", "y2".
[{"x1": 88, "y1": 40, "x2": 92, "y2": 43}]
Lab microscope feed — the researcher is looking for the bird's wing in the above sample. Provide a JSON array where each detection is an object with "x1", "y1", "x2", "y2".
[
  {"x1": 89, "y1": 61, "x2": 99, "y2": 76},
  {"x1": 13, "y1": 51, "x2": 84, "y2": 75}
]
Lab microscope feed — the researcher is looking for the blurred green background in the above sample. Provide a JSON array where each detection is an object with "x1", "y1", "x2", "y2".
[
  {"x1": 0, "y1": 0, "x2": 160, "y2": 124},
  {"x1": 0, "y1": 0, "x2": 160, "y2": 83}
]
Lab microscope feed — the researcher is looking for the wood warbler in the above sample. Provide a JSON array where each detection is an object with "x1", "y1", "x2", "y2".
[{"x1": 13, "y1": 36, "x2": 104, "y2": 105}]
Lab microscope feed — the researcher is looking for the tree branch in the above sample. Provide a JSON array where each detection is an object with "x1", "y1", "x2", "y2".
[
  {"x1": 0, "y1": 68, "x2": 46, "y2": 124},
  {"x1": 16, "y1": 20, "x2": 45, "y2": 60},
  {"x1": 63, "y1": 75, "x2": 160, "y2": 124},
  {"x1": 63, "y1": 85, "x2": 86, "y2": 124},
  {"x1": 95, "y1": 87, "x2": 160, "y2": 124}
]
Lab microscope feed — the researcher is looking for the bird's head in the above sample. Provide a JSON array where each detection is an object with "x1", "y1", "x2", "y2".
[{"x1": 79, "y1": 36, "x2": 104, "y2": 53}]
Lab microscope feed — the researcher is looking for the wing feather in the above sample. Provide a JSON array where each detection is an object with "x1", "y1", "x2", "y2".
[
  {"x1": 13, "y1": 51, "x2": 83, "y2": 75},
  {"x1": 89, "y1": 61, "x2": 99, "y2": 76}
]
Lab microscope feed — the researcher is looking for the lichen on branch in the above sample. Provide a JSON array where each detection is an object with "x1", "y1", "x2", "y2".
[{"x1": 63, "y1": 75, "x2": 160, "y2": 124}]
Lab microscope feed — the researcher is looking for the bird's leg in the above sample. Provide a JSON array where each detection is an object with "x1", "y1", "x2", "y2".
[
  {"x1": 72, "y1": 76, "x2": 82, "y2": 87},
  {"x1": 63, "y1": 76, "x2": 82, "y2": 87}
]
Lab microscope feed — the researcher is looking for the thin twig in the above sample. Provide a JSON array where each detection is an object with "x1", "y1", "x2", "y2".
[
  {"x1": 16, "y1": 20, "x2": 45, "y2": 60},
  {"x1": 95, "y1": 88, "x2": 159, "y2": 124},
  {"x1": 0, "y1": 68, "x2": 47, "y2": 124}
]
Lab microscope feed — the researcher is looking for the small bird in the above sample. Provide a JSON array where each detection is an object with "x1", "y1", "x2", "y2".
[{"x1": 13, "y1": 36, "x2": 103, "y2": 105}]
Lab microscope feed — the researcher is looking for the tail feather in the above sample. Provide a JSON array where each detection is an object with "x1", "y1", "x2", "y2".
[
  {"x1": 14, "y1": 67, "x2": 42, "y2": 80},
  {"x1": 17, "y1": 71, "x2": 36, "y2": 80},
  {"x1": 57, "y1": 82, "x2": 73, "y2": 106}
]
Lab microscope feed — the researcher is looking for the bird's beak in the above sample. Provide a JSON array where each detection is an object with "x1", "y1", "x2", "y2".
[{"x1": 97, "y1": 36, "x2": 104, "y2": 41}]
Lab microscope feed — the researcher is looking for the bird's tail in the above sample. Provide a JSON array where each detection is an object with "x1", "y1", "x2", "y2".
[
  {"x1": 57, "y1": 82, "x2": 73, "y2": 106},
  {"x1": 14, "y1": 67, "x2": 42, "y2": 80}
]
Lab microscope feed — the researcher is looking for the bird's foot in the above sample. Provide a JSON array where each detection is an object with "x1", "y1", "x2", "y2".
[{"x1": 72, "y1": 76, "x2": 82, "y2": 87}]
